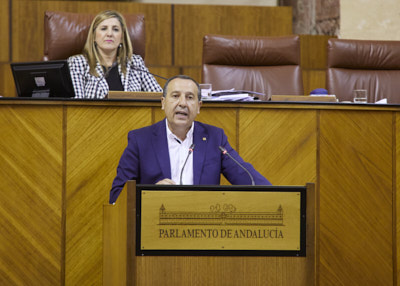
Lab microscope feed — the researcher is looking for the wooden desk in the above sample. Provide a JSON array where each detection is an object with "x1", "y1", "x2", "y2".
[{"x1": 0, "y1": 99, "x2": 397, "y2": 285}]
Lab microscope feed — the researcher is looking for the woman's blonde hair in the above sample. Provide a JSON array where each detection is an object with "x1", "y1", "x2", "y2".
[{"x1": 83, "y1": 10, "x2": 133, "y2": 76}]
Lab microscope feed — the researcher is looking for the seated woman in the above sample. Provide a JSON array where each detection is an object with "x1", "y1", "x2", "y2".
[{"x1": 68, "y1": 10, "x2": 162, "y2": 99}]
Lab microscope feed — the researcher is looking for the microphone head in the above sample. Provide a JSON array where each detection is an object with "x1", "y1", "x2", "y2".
[
  {"x1": 189, "y1": 143, "x2": 195, "y2": 153},
  {"x1": 219, "y1": 146, "x2": 227, "y2": 154}
]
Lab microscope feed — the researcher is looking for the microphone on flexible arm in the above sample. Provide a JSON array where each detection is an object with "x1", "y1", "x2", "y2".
[
  {"x1": 131, "y1": 65, "x2": 169, "y2": 81},
  {"x1": 219, "y1": 146, "x2": 255, "y2": 186},
  {"x1": 180, "y1": 144, "x2": 195, "y2": 185}
]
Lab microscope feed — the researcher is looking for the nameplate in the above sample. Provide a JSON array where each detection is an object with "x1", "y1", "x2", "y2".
[{"x1": 136, "y1": 185, "x2": 306, "y2": 256}]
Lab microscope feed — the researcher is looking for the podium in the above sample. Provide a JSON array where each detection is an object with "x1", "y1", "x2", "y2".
[{"x1": 103, "y1": 181, "x2": 317, "y2": 285}]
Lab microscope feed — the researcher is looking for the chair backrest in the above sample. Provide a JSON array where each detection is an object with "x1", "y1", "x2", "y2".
[
  {"x1": 327, "y1": 38, "x2": 400, "y2": 103},
  {"x1": 202, "y1": 34, "x2": 303, "y2": 101},
  {"x1": 43, "y1": 10, "x2": 145, "y2": 61}
]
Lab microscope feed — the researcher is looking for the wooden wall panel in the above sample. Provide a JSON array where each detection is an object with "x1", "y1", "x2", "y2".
[
  {"x1": 239, "y1": 108, "x2": 317, "y2": 185},
  {"x1": 135, "y1": 256, "x2": 310, "y2": 285},
  {"x1": 397, "y1": 112, "x2": 400, "y2": 286},
  {"x1": 0, "y1": 105, "x2": 63, "y2": 285},
  {"x1": 196, "y1": 107, "x2": 237, "y2": 146},
  {"x1": 65, "y1": 106, "x2": 153, "y2": 285},
  {"x1": 302, "y1": 70, "x2": 326, "y2": 95},
  {"x1": 174, "y1": 5, "x2": 292, "y2": 66},
  {"x1": 1, "y1": 101, "x2": 399, "y2": 285},
  {"x1": 148, "y1": 66, "x2": 180, "y2": 87},
  {"x1": 0, "y1": 0, "x2": 9, "y2": 61},
  {"x1": 11, "y1": 0, "x2": 172, "y2": 65},
  {"x1": 300, "y1": 35, "x2": 332, "y2": 70},
  {"x1": 182, "y1": 67, "x2": 202, "y2": 83},
  {"x1": 0, "y1": 63, "x2": 15, "y2": 97},
  {"x1": 300, "y1": 35, "x2": 333, "y2": 93},
  {"x1": 319, "y1": 110, "x2": 393, "y2": 285}
]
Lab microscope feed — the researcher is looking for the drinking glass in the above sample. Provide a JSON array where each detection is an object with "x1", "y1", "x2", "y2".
[
  {"x1": 353, "y1": 89, "x2": 367, "y2": 103},
  {"x1": 200, "y1": 83, "x2": 212, "y2": 98}
]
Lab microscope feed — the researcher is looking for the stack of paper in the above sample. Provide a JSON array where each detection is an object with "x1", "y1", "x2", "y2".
[
  {"x1": 205, "y1": 93, "x2": 254, "y2": 101},
  {"x1": 375, "y1": 98, "x2": 387, "y2": 104},
  {"x1": 202, "y1": 88, "x2": 265, "y2": 101}
]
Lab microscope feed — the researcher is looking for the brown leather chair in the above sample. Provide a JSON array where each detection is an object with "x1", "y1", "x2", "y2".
[
  {"x1": 43, "y1": 10, "x2": 145, "y2": 61},
  {"x1": 327, "y1": 38, "x2": 400, "y2": 103},
  {"x1": 202, "y1": 34, "x2": 303, "y2": 101}
]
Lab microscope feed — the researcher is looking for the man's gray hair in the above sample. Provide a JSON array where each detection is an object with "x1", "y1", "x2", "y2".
[{"x1": 162, "y1": 75, "x2": 201, "y2": 101}]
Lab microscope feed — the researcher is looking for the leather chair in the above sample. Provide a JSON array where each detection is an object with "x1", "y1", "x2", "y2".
[
  {"x1": 327, "y1": 38, "x2": 400, "y2": 103},
  {"x1": 202, "y1": 34, "x2": 304, "y2": 101},
  {"x1": 43, "y1": 10, "x2": 145, "y2": 61}
]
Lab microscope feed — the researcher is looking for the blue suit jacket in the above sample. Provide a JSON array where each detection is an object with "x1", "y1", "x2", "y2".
[{"x1": 109, "y1": 120, "x2": 271, "y2": 203}]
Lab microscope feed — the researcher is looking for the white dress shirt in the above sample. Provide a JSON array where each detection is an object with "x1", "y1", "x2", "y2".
[{"x1": 165, "y1": 119, "x2": 194, "y2": 184}]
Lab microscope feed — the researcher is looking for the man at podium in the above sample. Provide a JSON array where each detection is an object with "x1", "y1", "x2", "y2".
[{"x1": 109, "y1": 75, "x2": 271, "y2": 203}]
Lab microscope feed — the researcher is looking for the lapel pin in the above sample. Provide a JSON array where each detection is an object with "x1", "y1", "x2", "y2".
[{"x1": 203, "y1": 137, "x2": 206, "y2": 141}]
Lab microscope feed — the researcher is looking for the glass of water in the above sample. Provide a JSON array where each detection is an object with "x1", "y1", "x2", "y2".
[
  {"x1": 200, "y1": 83, "x2": 212, "y2": 98},
  {"x1": 353, "y1": 89, "x2": 368, "y2": 103}
]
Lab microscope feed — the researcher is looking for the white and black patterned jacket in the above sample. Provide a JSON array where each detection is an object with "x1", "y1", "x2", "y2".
[{"x1": 68, "y1": 54, "x2": 162, "y2": 99}]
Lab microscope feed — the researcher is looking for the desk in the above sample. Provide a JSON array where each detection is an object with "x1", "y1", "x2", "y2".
[{"x1": 0, "y1": 98, "x2": 397, "y2": 285}]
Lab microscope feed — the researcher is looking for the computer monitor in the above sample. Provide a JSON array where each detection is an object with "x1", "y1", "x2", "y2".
[{"x1": 10, "y1": 60, "x2": 75, "y2": 98}]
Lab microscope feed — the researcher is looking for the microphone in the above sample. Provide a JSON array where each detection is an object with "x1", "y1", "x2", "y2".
[
  {"x1": 131, "y1": 65, "x2": 168, "y2": 81},
  {"x1": 219, "y1": 146, "x2": 255, "y2": 186},
  {"x1": 180, "y1": 144, "x2": 195, "y2": 185}
]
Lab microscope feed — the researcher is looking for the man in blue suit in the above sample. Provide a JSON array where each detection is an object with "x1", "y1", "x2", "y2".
[{"x1": 109, "y1": 75, "x2": 271, "y2": 203}]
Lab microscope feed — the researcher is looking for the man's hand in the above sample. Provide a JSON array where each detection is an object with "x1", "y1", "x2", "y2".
[{"x1": 156, "y1": 178, "x2": 176, "y2": 185}]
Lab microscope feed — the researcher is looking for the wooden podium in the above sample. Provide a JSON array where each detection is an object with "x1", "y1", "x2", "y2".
[{"x1": 103, "y1": 181, "x2": 317, "y2": 286}]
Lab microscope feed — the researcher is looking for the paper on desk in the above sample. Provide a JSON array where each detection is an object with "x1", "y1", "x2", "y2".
[
  {"x1": 211, "y1": 89, "x2": 265, "y2": 97},
  {"x1": 375, "y1": 98, "x2": 387, "y2": 104},
  {"x1": 211, "y1": 88, "x2": 235, "y2": 95},
  {"x1": 205, "y1": 93, "x2": 254, "y2": 101}
]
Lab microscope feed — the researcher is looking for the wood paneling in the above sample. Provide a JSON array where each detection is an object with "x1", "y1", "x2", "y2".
[
  {"x1": 239, "y1": 108, "x2": 317, "y2": 185},
  {"x1": 105, "y1": 181, "x2": 316, "y2": 286},
  {"x1": 1, "y1": 100, "x2": 398, "y2": 285},
  {"x1": 0, "y1": 104, "x2": 63, "y2": 285},
  {"x1": 135, "y1": 256, "x2": 310, "y2": 285},
  {"x1": 397, "y1": 113, "x2": 400, "y2": 285},
  {"x1": 0, "y1": 63, "x2": 15, "y2": 97},
  {"x1": 148, "y1": 66, "x2": 180, "y2": 87},
  {"x1": 300, "y1": 35, "x2": 334, "y2": 94},
  {"x1": 302, "y1": 69, "x2": 326, "y2": 95},
  {"x1": 65, "y1": 106, "x2": 153, "y2": 285},
  {"x1": 174, "y1": 5, "x2": 293, "y2": 66},
  {"x1": 182, "y1": 67, "x2": 202, "y2": 84},
  {"x1": 319, "y1": 110, "x2": 393, "y2": 285},
  {"x1": 300, "y1": 35, "x2": 333, "y2": 70},
  {"x1": 11, "y1": 0, "x2": 172, "y2": 65},
  {"x1": 0, "y1": 0, "x2": 9, "y2": 61}
]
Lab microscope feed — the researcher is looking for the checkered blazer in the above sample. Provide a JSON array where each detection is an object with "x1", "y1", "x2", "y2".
[{"x1": 68, "y1": 54, "x2": 162, "y2": 99}]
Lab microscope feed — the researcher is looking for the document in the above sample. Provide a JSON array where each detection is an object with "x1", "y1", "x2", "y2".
[
  {"x1": 204, "y1": 93, "x2": 255, "y2": 101},
  {"x1": 211, "y1": 89, "x2": 265, "y2": 97},
  {"x1": 202, "y1": 88, "x2": 264, "y2": 101}
]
